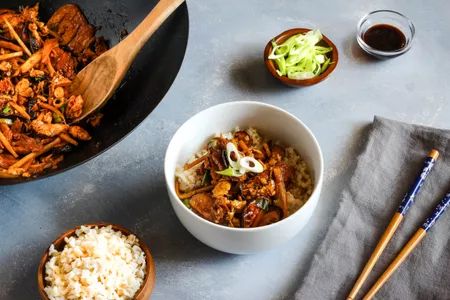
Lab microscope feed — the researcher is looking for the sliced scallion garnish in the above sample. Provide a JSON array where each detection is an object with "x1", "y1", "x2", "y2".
[
  {"x1": 216, "y1": 166, "x2": 245, "y2": 177},
  {"x1": 239, "y1": 156, "x2": 264, "y2": 173},
  {"x1": 226, "y1": 142, "x2": 241, "y2": 169},
  {"x1": 216, "y1": 142, "x2": 264, "y2": 177}
]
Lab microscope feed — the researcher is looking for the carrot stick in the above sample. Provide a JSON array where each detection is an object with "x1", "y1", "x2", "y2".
[
  {"x1": 8, "y1": 137, "x2": 61, "y2": 170},
  {"x1": 0, "y1": 130, "x2": 18, "y2": 158},
  {"x1": 20, "y1": 51, "x2": 42, "y2": 73},
  {"x1": 3, "y1": 17, "x2": 31, "y2": 56},
  {"x1": 59, "y1": 133, "x2": 78, "y2": 146},
  {"x1": 0, "y1": 51, "x2": 23, "y2": 61},
  {"x1": 238, "y1": 140, "x2": 250, "y2": 155},
  {"x1": 184, "y1": 155, "x2": 208, "y2": 170},
  {"x1": 273, "y1": 166, "x2": 288, "y2": 218},
  {"x1": 38, "y1": 102, "x2": 66, "y2": 124},
  {"x1": 0, "y1": 40, "x2": 22, "y2": 52},
  {"x1": 175, "y1": 180, "x2": 213, "y2": 200},
  {"x1": 8, "y1": 101, "x2": 31, "y2": 120},
  {"x1": 0, "y1": 168, "x2": 18, "y2": 178}
]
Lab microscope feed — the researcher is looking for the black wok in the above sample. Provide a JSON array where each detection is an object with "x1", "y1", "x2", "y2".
[{"x1": 0, "y1": 0, "x2": 189, "y2": 185}]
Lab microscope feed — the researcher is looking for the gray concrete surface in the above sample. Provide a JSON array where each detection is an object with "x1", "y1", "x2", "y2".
[{"x1": 1, "y1": 0, "x2": 449, "y2": 299}]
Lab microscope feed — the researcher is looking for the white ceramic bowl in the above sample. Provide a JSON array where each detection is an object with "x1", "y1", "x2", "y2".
[{"x1": 164, "y1": 101, "x2": 323, "y2": 254}]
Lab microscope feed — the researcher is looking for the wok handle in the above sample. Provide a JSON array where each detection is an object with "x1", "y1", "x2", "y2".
[{"x1": 116, "y1": 0, "x2": 185, "y2": 61}]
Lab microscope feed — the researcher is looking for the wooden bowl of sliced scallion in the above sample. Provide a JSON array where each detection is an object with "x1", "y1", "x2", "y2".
[{"x1": 264, "y1": 28, "x2": 338, "y2": 87}]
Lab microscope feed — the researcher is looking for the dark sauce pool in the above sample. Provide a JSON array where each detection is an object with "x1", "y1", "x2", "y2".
[{"x1": 363, "y1": 24, "x2": 406, "y2": 51}]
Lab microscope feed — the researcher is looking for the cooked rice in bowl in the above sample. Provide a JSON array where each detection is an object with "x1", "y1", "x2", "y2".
[
  {"x1": 43, "y1": 225, "x2": 146, "y2": 300},
  {"x1": 175, "y1": 127, "x2": 314, "y2": 228}
]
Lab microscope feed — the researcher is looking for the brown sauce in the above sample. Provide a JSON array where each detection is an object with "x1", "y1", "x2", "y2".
[{"x1": 363, "y1": 24, "x2": 406, "y2": 51}]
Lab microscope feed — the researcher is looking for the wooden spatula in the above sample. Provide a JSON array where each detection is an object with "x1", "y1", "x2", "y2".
[{"x1": 69, "y1": 0, "x2": 185, "y2": 123}]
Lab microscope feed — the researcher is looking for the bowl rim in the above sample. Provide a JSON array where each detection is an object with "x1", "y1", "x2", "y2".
[
  {"x1": 37, "y1": 222, "x2": 155, "y2": 300},
  {"x1": 164, "y1": 101, "x2": 324, "y2": 232},
  {"x1": 356, "y1": 9, "x2": 415, "y2": 57},
  {"x1": 264, "y1": 28, "x2": 339, "y2": 86}
]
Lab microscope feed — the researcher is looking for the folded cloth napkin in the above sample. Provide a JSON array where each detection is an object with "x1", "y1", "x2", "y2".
[{"x1": 295, "y1": 116, "x2": 450, "y2": 300}]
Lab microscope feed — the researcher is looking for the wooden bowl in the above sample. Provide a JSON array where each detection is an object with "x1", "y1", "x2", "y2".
[
  {"x1": 37, "y1": 223, "x2": 155, "y2": 300},
  {"x1": 264, "y1": 28, "x2": 339, "y2": 87}
]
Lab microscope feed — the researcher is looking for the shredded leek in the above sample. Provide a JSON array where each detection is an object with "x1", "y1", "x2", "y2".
[
  {"x1": 53, "y1": 113, "x2": 62, "y2": 123},
  {"x1": 183, "y1": 199, "x2": 191, "y2": 208},
  {"x1": 2, "y1": 105, "x2": 11, "y2": 114},
  {"x1": 216, "y1": 166, "x2": 245, "y2": 177},
  {"x1": 0, "y1": 118, "x2": 12, "y2": 125},
  {"x1": 256, "y1": 198, "x2": 270, "y2": 211},
  {"x1": 268, "y1": 29, "x2": 332, "y2": 79}
]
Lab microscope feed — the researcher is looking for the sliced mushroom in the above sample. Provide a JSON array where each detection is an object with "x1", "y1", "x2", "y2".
[
  {"x1": 273, "y1": 166, "x2": 288, "y2": 218},
  {"x1": 242, "y1": 201, "x2": 263, "y2": 228}
]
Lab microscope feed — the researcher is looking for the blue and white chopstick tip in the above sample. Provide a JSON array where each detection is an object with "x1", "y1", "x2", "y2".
[{"x1": 398, "y1": 149, "x2": 439, "y2": 215}]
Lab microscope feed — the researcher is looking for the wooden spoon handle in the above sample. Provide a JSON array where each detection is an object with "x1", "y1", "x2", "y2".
[{"x1": 116, "y1": 0, "x2": 185, "y2": 61}]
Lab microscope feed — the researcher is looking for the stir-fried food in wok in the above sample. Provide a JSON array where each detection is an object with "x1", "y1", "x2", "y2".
[
  {"x1": 175, "y1": 128, "x2": 314, "y2": 228},
  {"x1": 0, "y1": 3, "x2": 108, "y2": 178}
]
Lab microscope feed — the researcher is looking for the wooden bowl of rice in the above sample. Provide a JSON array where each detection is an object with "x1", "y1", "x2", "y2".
[{"x1": 37, "y1": 223, "x2": 155, "y2": 300}]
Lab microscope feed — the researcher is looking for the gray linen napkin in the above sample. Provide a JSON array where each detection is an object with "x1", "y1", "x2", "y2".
[{"x1": 295, "y1": 116, "x2": 450, "y2": 300}]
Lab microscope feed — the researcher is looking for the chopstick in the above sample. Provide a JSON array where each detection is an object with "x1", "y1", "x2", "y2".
[
  {"x1": 363, "y1": 192, "x2": 450, "y2": 299},
  {"x1": 347, "y1": 149, "x2": 439, "y2": 300}
]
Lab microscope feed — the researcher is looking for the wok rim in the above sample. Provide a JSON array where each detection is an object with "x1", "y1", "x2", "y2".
[{"x1": 0, "y1": 2, "x2": 190, "y2": 186}]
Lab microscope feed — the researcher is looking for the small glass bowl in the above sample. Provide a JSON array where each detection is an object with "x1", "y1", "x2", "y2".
[{"x1": 357, "y1": 10, "x2": 415, "y2": 58}]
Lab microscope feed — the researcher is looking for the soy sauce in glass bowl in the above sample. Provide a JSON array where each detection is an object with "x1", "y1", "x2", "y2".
[
  {"x1": 357, "y1": 10, "x2": 415, "y2": 59},
  {"x1": 363, "y1": 24, "x2": 406, "y2": 51}
]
